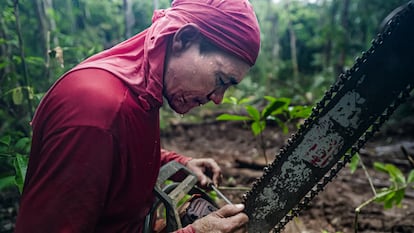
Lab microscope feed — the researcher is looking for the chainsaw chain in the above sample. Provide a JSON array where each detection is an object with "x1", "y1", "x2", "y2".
[{"x1": 243, "y1": 2, "x2": 414, "y2": 232}]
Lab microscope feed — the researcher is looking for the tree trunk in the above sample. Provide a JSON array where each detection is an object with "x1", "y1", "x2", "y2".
[
  {"x1": 153, "y1": 0, "x2": 159, "y2": 10},
  {"x1": 35, "y1": 0, "x2": 61, "y2": 78},
  {"x1": 268, "y1": 1, "x2": 279, "y2": 64},
  {"x1": 123, "y1": 0, "x2": 135, "y2": 39},
  {"x1": 323, "y1": 0, "x2": 338, "y2": 69},
  {"x1": 336, "y1": 0, "x2": 350, "y2": 75},
  {"x1": 285, "y1": 0, "x2": 299, "y2": 80},
  {"x1": 44, "y1": 0, "x2": 58, "y2": 47},
  {"x1": 265, "y1": 0, "x2": 280, "y2": 92},
  {"x1": 13, "y1": 0, "x2": 33, "y2": 117},
  {"x1": 35, "y1": 0, "x2": 48, "y2": 69},
  {"x1": 66, "y1": 0, "x2": 76, "y2": 34},
  {"x1": 0, "y1": 16, "x2": 11, "y2": 83}
]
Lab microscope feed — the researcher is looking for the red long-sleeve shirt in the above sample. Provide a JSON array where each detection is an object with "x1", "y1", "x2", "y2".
[{"x1": 15, "y1": 69, "x2": 194, "y2": 233}]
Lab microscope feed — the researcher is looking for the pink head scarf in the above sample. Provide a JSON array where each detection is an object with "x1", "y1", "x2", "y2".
[{"x1": 72, "y1": 0, "x2": 261, "y2": 109}]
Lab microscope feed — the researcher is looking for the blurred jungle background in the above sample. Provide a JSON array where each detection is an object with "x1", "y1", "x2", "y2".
[{"x1": 1, "y1": 0, "x2": 413, "y2": 232}]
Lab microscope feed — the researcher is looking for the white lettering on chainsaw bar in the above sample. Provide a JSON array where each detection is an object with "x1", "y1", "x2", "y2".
[{"x1": 251, "y1": 91, "x2": 366, "y2": 220}]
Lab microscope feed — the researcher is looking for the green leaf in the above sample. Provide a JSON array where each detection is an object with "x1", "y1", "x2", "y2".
[
  {"x1": 87, "y1": 46, "x2": 97, "y2": 56},
  {"x1": 288, "y1": 105, "x2": 312, "y2": 119},
  {"x1": 0, "y1": 135, "x2": 11, "y2": 147},
  {"x1": 393, "y1": 189, "x2": 405, "y2": 207},
  {"x1": 263, "y1": 96, "x2": 276, "y2": 102},
  {"x1": 408, "y1": 170, "x2": 414, "y2": 183},
  {"x1": 15, "y1": 137, "x2": 31, "y2": 154},
  {"x1": 251, "y1": 121, "x2": 265, "y2": 136},
  {"x1": 222, "y1": 96, "x2": 237, "y2": 105},
  {"x1": 375, "y1": 189, "x2": 391, "y2": 202},
  {"x1": 375, "y1": 162, "x2": 406, "y2": 185},
  {"x1": 26, "y1": 56, "x2": 45, "y2": 66},
  {"x1": 12, "y1": 87, "x2": 24, "y2": 105},
  {"x1": 0, "y1": 152, "x2": 12, "y2": 157},
  {"x1": 373, "y1": 162, "x2": 387, "y2": 173},
  {"x1": 383, "y1": 193, "x2": 395, "y2": 209},
  {"x1": 12, "y1": 55, "x2": 22, "y2": 64},
  {"x1": 376, "y1": 191, "x2": 396, "y2": 209},
  {"x1": 216, "y1": 114, "x2": 251, "y2": 121},
  {"x1": 0, "y1": 176, "x2": 15, "y2": 191},
  {"x1": 262, "y1": 99, "x2": 287, "y2": 119},
  {"x1": 245, "y1": 105, "x2": 261, "y2": 121},
  {"x1": 264, "y1": 96, "x2": 290, "y2": 115},
  {"x1": 0, "y1": 61, "x2": 9, "y2": 70},
  {"x1": 375, "y1": 188, "x2": 406, "y2": 209},
  {"x1": 349, "y1": 154, "x2": 360, "y2": 173},
  {"x1": 238, "y1": 97, "x2": 251, "y2": 105},
  {"x1": 27, "y1": 86, "x2": 34, "y2": 100},
  {"x1": 385, "y1": 164, "x2": 406, "y2": 185},
  {"x1": 14, "y1": 154, "x2": 28, "y2": 194}
]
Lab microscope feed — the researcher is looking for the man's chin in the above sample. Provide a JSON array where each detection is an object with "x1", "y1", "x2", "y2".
[
  {"x1": 174, "y1": 108, "x2": 189, "y2": 114},
  {"x1": 169, "y1": 104, "x2": 191, "y2": 114},
  {"x1": 167, "y1": 98, "x2": 200, "y2": 114}
]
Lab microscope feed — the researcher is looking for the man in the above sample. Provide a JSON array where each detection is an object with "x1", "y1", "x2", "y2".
[{"x1": 15, "y1": 0, "x2": 260, "y2": 232}]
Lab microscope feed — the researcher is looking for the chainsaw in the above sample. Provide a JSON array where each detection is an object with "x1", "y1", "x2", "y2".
[
  {"x1": 144, "y1": 1, "x2": 414, "y2": 232},
  {"x1": 143, "y1": 161, "x2": 229, "y2": 233}
]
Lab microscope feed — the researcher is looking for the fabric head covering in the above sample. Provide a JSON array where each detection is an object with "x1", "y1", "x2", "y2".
[{"x1": 71, "y1": 0, "x2": 261, "y2": 110}]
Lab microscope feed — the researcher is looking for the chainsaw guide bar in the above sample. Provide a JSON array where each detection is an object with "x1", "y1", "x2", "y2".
[{"x1": 243, "y1": 2, "x2": 414, "y2": 232}]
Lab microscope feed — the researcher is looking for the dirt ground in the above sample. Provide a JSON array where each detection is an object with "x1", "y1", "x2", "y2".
[
  {"x1": 1, "y1": 116, "x2": 413, "y2": 233},
  {"x1": 161, "y1": 117, "x2": 414, "y2": 233}
]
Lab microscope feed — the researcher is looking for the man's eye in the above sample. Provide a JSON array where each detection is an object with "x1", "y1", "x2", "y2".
[
  {"x1": 219, "y1": 77, "x2": 226, "y2": 85},
  {"x1": 216, "y1": 75, "x2": 226, "y2": 86}
]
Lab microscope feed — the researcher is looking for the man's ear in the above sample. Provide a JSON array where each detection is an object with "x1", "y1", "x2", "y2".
[{"x1": 171, "y1": 23, "x2": 201, "y2": 54}]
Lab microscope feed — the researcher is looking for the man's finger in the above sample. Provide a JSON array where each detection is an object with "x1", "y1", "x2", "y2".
[
  {"x1": 204, "y1": 159, "x2": 221, "y2": 185},
  {"x1": 213, "y1": 205, "x2": 249, "y2": 230},
  {"x1": 193, "y1": 169, "x2": 208, "y2": 186},
  {"x1": 215, "y1": 204, "x2": 245, "y2": 217}
]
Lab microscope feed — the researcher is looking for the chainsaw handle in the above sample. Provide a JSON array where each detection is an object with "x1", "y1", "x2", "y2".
[
  {"x1": 157, "y1": 161, "x2": 195, "y2": 184},
  {"x1": 143, "y1": 161, "x2": 199, "y2": 233}
]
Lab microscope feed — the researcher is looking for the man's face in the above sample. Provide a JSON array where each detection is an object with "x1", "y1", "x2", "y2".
[{"x1": 163, "y1": 40, "x2": 250, "y2": 114}]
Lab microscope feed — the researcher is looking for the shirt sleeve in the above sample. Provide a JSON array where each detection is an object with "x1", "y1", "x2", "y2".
[
  {"x1": 160, "y1": 149, "x2": 192, "y2": 166},
  {"x1": 15, "y1": 126, "x2": 114, "y2": 233}
]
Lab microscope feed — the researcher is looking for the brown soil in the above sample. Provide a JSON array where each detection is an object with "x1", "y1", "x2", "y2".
[{"x1": 1, "y1": 117, "x2": 413, "y2": 233}]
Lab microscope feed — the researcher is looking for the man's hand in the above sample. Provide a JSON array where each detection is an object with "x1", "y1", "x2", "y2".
[
  {"x1": 186, "y1": 158, "x2": 221, "y2": 188},
  {"x1": 191, "y1": 204, "x2": 248, "y2": 233}
]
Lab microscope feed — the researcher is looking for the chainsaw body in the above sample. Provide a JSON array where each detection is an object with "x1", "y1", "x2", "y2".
[{"x1": 143, "y1": 161, "x2": 219, "y2": 233}]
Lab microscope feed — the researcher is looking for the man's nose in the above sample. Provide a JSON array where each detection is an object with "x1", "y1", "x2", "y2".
[{"x1": 209, "y1": 91, "x2": 225, "y2": 104}]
